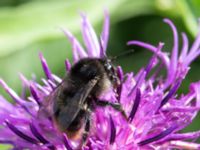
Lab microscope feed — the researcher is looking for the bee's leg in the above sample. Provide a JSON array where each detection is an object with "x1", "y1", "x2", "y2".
[
  {"x1": 82, "y1": 118, "x2": 90, "y2": 144},
  {"x1": 96, "y1": 100, "x2": 128, "y2": 120},
  {"x1": 76, "y1": 113, "x2": 91, "y2": 150}
]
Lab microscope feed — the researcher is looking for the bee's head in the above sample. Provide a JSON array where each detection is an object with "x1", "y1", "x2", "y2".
[
  {"x1": 103, "y1": 58, "x2": 120, "y2": 88},
  {"x1": 102, "y1": 50, "x2": 134, "y2": 88}
]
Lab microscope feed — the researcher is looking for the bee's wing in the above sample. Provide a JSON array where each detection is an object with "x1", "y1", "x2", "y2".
[{"x1": 56, "y1": 77, "x2": 99, "y2": 130}]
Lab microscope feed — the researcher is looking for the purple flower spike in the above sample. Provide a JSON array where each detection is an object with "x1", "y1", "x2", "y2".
[
  {"x1": 62, "y1": 134, "x2": 73, "y2": 150},
  {"x1": 100, "y1": 10, "x2": 110, "y2": 56},
  {"x1": 109, "y1": 115, "x2": 116, "y2": 144},
  {"x1": 29, "y1": 123, "x2": 55, "y2": 150},
  {"x1": 65, "y1": 59, "x2": 71, "y2": 72},
  {"x1": 81, "y1": 13, "x2": 100, "y2": 57},
  {"x1": 5, "y1": 120, "x2": 39, "y2": 145},
  {"x1": 128, "y1": 88, "x2": 141, "y2": 122},
  {"x1": 138, "y1": 125, "x2": 177, "y2": 146},
  {"x1": 30, "y1": 83, "x2": 40, "y2": 105},
  {"x1": 62, "y1": 28, "x2": 87, "y2": 61},
  {"x1": 1, "y1": 12, "x2": 200, "y2": 150},
  {"x1": 159, "y1": 79, "x2": 182, "y2": 109},
  {"x1": 39, "y1": 53, "x2": 53, "y2": 81}
]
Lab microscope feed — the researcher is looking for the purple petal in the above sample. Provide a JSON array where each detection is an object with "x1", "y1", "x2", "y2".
[
  {"x1": 5, "y1": 120, "x2": 39, "y2": 145},
  {"x1": 51, "y1": 74, "x2": 62, "y2": 83},
  {"x1": 39, "y1": 53, "x2": 53, "y2": 80},
  {"x1": 164, "y1": 19, "x2": 179, "y2": 74},
  {"x1": 162, "y1": 106, "x2": 200, "y2": 112},
  {"x1": 145, "y1": 54, "x2": 157, "y2": 76},
  {"x1": 138, "y1": 125, "x2": 177, "y2": 146},
  {"x1": 128, "y1": 41, "x2": 169, "y2": 69},
  {"x1": 48, "y1": 79, "x2": 57, "y2": 89},
  {"x1": 81, "y1": 13, "x2": 100, "y2": 57},
  {"x1": 30, "y1": 83, "x2": 40, "y2": 105},
  {"x1": 72, "y1": 41, "x2": 80, "y2": 62},
  {"x1": 128, "y1": 88, "x2": 141, "y2": 122},
  {"x1": 163, "y1": 130, "x2": 200, "y2": 141},
  {"x1": 62, "y1": 28, "x2": 87, "y2": 59},
  {"x1": 62, "y1": 134, "x2": 73, "y2": 150},
  {"x1": 128, "y1": 68, "x2": 146, "y2": 98},
  {"x1": 29, "y1": 123, "x2": 55, "y2": 150},
  {"x1": 0, "y1": 96, "x2": 15, "y2": 113},
  {"x1": 117, "y1": 66, "x2": 124, "y2": 81},
  {"x1": 109, "y1": 115, "x2": 116, "y2": 144},
  {"x1": 159, "y1": 79, "x2": 182, "y2": 109},
  {"x1": 65, "y1": 59, "x2": 71, "y2": 72},
  {"x1": 19, "y1": 73, "x2": 30, "y2": 87},
  {"x1": 185, "y1": 49, "x2": 200, "y2": 66},
  {"x1": 170, "y1": 141, "x2": 200, "y2": 149},
  {"x1": 36, "y1": 83, "x2": 49, "y2": 95},
  {"x1": 100, "y1": 10, "x2": 110, "y2": 54},
  {"x1": 188, "y1": 26, "x2": 200, "y2": 56},
  {"x1": 99, "y1": 38, "x2": 105, "y2": 57},
  {"x1": 0, "y1": 79, "x2": 31, "y2": 109},
  {"x1": 179, "y1": 32, "x2": 189, "y2": 61}
]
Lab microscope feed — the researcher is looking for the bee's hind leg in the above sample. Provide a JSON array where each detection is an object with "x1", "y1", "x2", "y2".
[
  {"x1": 77, "y1": 111, "x2": 91, "y2": 149},
  {"x1": 82, "y1": 117, "x2": 90, "y2": 144}
]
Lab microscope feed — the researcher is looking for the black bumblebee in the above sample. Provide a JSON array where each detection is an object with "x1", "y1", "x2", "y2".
[{"x1": 43, "y1": 57, "x2": 127, "y2": 146}]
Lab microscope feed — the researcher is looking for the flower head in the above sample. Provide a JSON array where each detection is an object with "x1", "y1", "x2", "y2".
[{"x1": 1, "y1": 12, "x2": 200, "y2": 150}]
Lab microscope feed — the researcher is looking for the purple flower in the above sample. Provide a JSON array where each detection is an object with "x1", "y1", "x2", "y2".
[{"x1": 1, "y1": 12, "x2": 200, "y2": 150}]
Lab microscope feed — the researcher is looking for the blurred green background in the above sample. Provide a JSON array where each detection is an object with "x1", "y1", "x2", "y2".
[{"x1": 0, "y1": 0, "x2": 200, "y2": 149}]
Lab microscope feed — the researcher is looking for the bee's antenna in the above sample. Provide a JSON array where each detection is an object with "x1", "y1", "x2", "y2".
[{"x1": 111, "y1": 49, "x2": 134, "y2": 61}]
